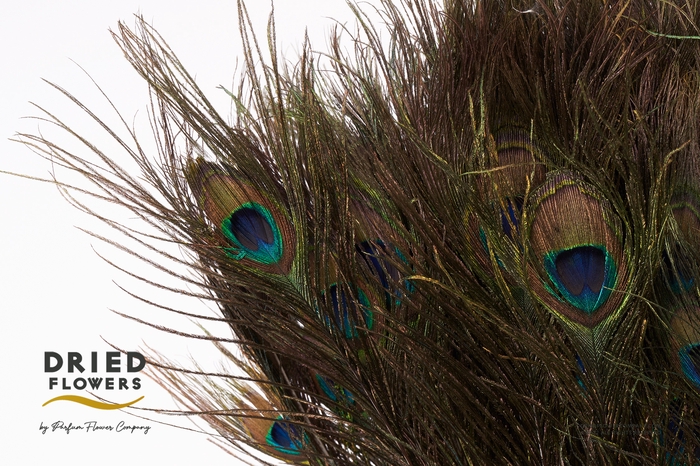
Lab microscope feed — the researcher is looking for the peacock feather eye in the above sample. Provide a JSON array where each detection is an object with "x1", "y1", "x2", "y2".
[
  {"x1": 670, "y1": 307, "x2": 700, "y2": 390},
  {"x1": 315, "y1": 374, "x2": 355, "y2": 405},
  {"x1": 326, "y1": 284, "x2": 374, "y2": 339},
  {"x1": 238, "y1": 393, "x2": 309, "y2": 462},
  {"x1": 356, "y1": 241, "x2": 394, "y2": 293},
  {"x1": 679, "y1": 344, "x2": 700, "y2": 389},
  {"x1": 662, "y1": 250, "x2": 695, "y2": 295},
  {"x1": 663, "y1": 398, "x2": 700, "y2": 465},
  {"x1": 527, "y1": 172, "x2": 627, "y2": 328},
  {"x1": 671, "y1": 193, "x2": 700, "y2": 247},
  {"x1": 266, "y1": 418, "x2": 306, "y2": 456},
  {"x1": 500, "y1": 197, "x2": 524, "y2": 240},
  {"x1": 665, "y1": 193, "x2": 700, "y2": 294},
  {"x1": 356, "y1": 240, "x2": 413, "y2": 308},
  {"x1": 221, "y1": 202, "x2": 284, "y2": 264},
  {"x1": 489, "y1": 126, "x2": 545, "y2": 239},
  {"x1": 543, "y1": 244, "x2": 616, "y2": 314},
  {"x1": 487, "y1": 126, "x2": 546, "y2": 200},
  {"x1": 185, "y1": 159, "x2": 296, "y2": 274},
  {"x1": 478, "y1": 197, "x2": 524, "y2": 266},
  {"x1": 467, "y1": 127, "x2": 545, "y2": 275},
  {"x1": 350, "y1": 200, "x2": 416, "y2": 308}
]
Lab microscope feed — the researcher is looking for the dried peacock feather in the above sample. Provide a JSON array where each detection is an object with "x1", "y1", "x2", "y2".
[{"x1": 15, "y1": 0, "x2": 700, "y2": 464}]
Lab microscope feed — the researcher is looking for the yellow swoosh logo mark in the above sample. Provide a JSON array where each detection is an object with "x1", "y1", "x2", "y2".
[{"x1": 42, "y1": 395, "x2": 144, "y2": 410}]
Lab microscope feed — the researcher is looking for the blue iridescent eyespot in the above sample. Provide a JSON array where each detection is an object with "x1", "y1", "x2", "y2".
[{"x1": 221, "y1": 202, "x2": 284, "y2": 264}]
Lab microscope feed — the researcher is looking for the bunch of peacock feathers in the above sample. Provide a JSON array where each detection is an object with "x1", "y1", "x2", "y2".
[{"x1": 18, "y1": 0, "x2": 700, "y2": 464}]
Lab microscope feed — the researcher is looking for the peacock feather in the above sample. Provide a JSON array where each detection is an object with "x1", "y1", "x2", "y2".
[
  {"x1": 15, "y1": 0, "x2": 700, "y2": 464},
  {"x1": 186, "y1": 159, "x2": 297, "y2": 274}
]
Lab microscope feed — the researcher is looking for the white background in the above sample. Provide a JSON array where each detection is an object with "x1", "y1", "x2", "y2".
[{"x1": 0, "y1": 1, "x2": 381, "y2": 464}]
